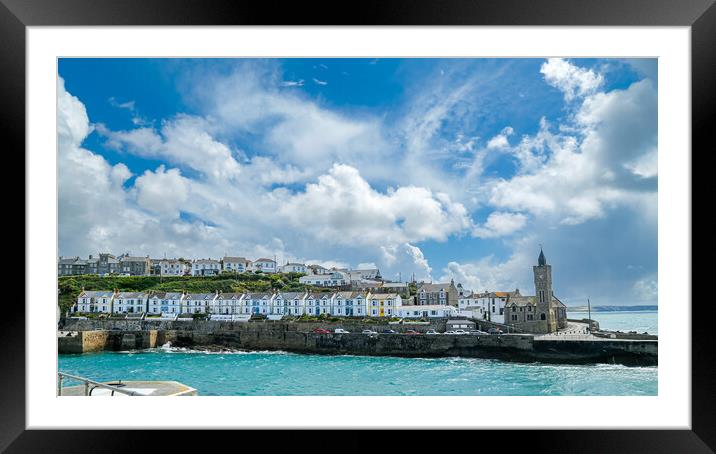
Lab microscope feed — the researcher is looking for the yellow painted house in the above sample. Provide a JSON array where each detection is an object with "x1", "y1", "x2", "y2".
[{"x1": 367, "y1": 293, "x2": 402, "y2": 317}]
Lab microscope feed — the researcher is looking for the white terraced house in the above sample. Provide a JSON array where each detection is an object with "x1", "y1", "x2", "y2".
[
  {"x1": 192, "y1": 259, "x2": 221, "y2": 276},
  {"x1": 348, "y1": 268, "x2": 381, "y2": 282},
  {"x1": 397, "y1": 304, "x2": 458, "y2": 319},
  {"x1": 185, "y1": 292, "x2": 218, "y2": 314},
  {"x1": 147, "y1": 291, "x2": 186, "y2": 315},
  {"x1": 367, "y1": 293, "x2": 402, "y2": 317},
  {"x1": 303, "y1": 293, "x2": 320, "y2": 316},
  {"x1": 241, "y1": 293, "x2": 258, "y2": 315},
  {"x1": 288, "y1": 292, "x2": 309, "y2": 316},
  {"x1": 299, "y1": 271, "x2": 349, "y2": 287},
  {"x1": 113, "y1": 292, "x2": 149, "y2": 314},
  {"x1": 278, "y1": 262, "x2": 307, "y2": 274},
  {"x1": 212, "y1": 292, "x2": 244, "y2": 315},
  {"x1": 331, "y1": 291, "x2": 368, "y2": 317},
  {"x1": 470, "y1": 290, "x2": 521, "y2": 324},
  {"x1": 245, "y1": 293, "x2": 274, "y2": 315},
  {"x1": 458, "y1": 290, "x2": 489, "y2": 320},
  {"x1": 159, "y1": 259, "x2": 189, "y2": 276},
  {"x1": 271, "y1": 291, "x2": 307, "y2": 316},
  {"x1": 307, "y1": 264, "x2": 330, "y2": 275},
  {"x1": 74, "y1": 289, "x2": 117, "y2": 313},
  {"x1": 222, "y1": 256, "x2": 251, "y2": 273},
  {"x1": 251, "y1": 258, "x2": 277, "y2": 273},
  {"x1": 317, "y1": 293, "x2": 333, "y2": 315}
]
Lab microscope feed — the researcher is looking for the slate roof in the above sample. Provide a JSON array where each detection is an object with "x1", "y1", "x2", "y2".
[
  {"x1": 78, "y1": 290, "x2": 115, "y2": 299},
  {"x1": 120, "y1": 256, "x2": 150, "y2": 262},
  {"x1": 115, "y1": 292, "x2": 149, "y2": 299},
  {"x1": 418, "y1": 283, "x2": 455, "y2": 292},
  {"x1": 186, "y1": 293, "x2": 217, "y2": 300},
  {"x1": 275, "y1": 292, "x2": 305, "y2": 300},
  {"x1": 217, "y1": 293, "x2": 243, "y2": 299},
  {"x1": 369, "y1": 293, "x2": 399, "y2": 299}
]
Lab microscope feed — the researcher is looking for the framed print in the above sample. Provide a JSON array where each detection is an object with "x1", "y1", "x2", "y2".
[{"x1": 5, "y1": 0, "x2": 713, "y2": 451}]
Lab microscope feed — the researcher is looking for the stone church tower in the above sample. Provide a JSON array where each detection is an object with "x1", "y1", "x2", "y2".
[{"x1": 533, "y1": 248, "x2": 556, "y2": 332}]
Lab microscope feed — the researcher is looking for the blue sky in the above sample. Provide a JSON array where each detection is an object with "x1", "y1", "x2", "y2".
[{"x1": 57, "y1": 58, "x2": 657, "y2": 306}]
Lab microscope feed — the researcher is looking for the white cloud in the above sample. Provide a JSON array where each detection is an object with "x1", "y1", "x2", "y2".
[
  {"x1": 194, "y1": 64, "x2": 389, "y2": 177},
  {"x1": 312, "y1": 78, "x2": 328, "y2": 86},
  {"x1": 281, "y1": 79, "x2": 305, "y2": 87},
  {"x1": 58, "y1": 78, "x2": 92, "y2": 149},
  {"x1": 440, "y1": 248, "x2": 532, "y2": 293},
  {"x1": 488, "y1": 78, "x2": 657, "y2": 225},
  {"x1": 99, "y1": 115, "x2": 242, "y2": 180},
  {"x1": 134, "y1": 165, "x2": 190, "y2": 218},
  {"x1": 472, "y1": 211, "x2": 527, "y2": 238},
  {"x1": 277, "y1": 164, "x2": 472, "y2": 248},
  {"x1": 109, "y1": 97, "x2": 136, "y2": 111},
  {"x1": 380, "y1": 243, "x2": 432, "y2": 282},
  {"x1": 624, "y1": 149, "x2": 658, "y2": 178},
  {"x1": 356, "y1": 262, "x2": 378, "y2": 269},
  {"x1": 540, "y1": 58, "x2": 604, "y2": 102},
  {"x1": 632, "y1": 276, "x2": 658, "y2": 302},
  {"x1": 486, "y1": 126, "x2": 514, "y2": 149}
]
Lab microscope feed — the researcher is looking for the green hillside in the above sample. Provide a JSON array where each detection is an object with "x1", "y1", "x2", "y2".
[{"x1": 58, "y1": 272, "x2": 328, "y2": 313}]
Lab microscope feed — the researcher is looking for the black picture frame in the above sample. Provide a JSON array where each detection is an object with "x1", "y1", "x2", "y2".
[{"x1": 4, "y1": 0, "x2": 711, "y2": 451}]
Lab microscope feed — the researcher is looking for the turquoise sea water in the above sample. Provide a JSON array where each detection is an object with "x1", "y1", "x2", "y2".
[
  {"x1": 59, "y1": 348, "x2": 657, "y2": 396},
  {"x1": 567, "y1": 310, "x2": 658, "y2": 334},
  {"x1": 59, "y1": 311, "x2": 658, "y2": 396}
]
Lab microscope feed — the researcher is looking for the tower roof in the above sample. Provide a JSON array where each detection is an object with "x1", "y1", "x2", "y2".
[{"x1": 538, "y1": 248, "x2": 547, "y2": 266}]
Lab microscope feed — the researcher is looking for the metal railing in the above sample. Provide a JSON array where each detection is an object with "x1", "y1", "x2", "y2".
[{"x1": 57, "y1": 372, "x2": 139, "y2": 396}]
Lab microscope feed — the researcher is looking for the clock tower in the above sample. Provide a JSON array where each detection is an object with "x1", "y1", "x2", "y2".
[{"x1": 533, "y1": 247, "x2": 554, "y2": 329}]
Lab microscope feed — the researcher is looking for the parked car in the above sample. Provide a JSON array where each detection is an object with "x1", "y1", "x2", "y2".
[
  {"x1": 361, "y1": 329, "x2": 378, "y2": 335},
  {"x1": 469, "y1": 330, "x2": 488, "y2": 335},
  {"x1": 382, "y1": 329, "x2": 397, "y2": 334},
  {"x1": 454, "y1": 329, "x2": 469, "y2": 335},
  {"x1": 313, "y1": 328, "x2": 331, "y2": 334},
  {"x1": 334, "y1": 328, "x2": 350, "y2": 334},
  {"x1": 404, "y1": 329, "x2": 420, "y2": 335},
  {"x1": 488, "y1": 328, "x2": 503, "y2": 335},
  {"x1": 425, "y1": 329, "x2": 439, "y2": 335},
  {"x1": 444, "y1": 330, "x2": 457, "y2": 335}
]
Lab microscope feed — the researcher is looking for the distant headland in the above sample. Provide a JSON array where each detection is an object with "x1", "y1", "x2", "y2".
[{"x1": 567, "y1": 305, "x2": 657, "y2": 312}]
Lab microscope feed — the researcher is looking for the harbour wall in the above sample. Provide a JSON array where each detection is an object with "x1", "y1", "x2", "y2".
[{"x1": 59, "y1": 320, "x2": 657, "y2": 366}]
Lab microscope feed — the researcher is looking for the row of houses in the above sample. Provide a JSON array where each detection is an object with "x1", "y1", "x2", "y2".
[
  {"x1": 72, "y1": 289, "x2": 416, "y2": 318},
  {"x1": 68, "y1": 248, "x2": 567, "y2": 334},
  {"x1": 58, "y1": 254, "x2": 152, "y2": 276},
  {"x1": 58, "y1": 253, "x2": 382, "y2": 281}
]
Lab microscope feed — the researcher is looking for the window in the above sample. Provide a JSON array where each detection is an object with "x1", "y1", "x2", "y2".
[
  {"x1": 540, "y1": 313, "x2": 546, "y2": 320},
  {"x1": 512, "y1": 306, "x2": 516, "y2": 312},
  {"x1": 512, "y1": 315, "x2": 517, "y2": 321}
]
